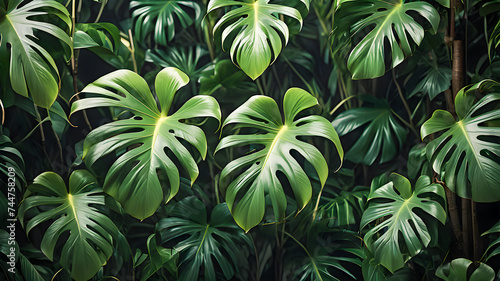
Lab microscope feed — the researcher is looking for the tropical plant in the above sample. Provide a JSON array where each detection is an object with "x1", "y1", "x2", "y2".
[
  {"x1": 215, "y1": 87, "x2": 343, "y2": 231},
  {"x1": 207, "y1": 0, "x2": 310, "y2": 80},
  {"x1": 70, "y1": 67, "x2": 221, "y2": 219},
  {"x1": 18, "y1": 170, "x2": 119, "y2": 281},
  {"x1": 157, "y1": 196, "x2": 250, "y2": 281},
  {"x1": 4, "y1": 0, "x2": 500, "y2": 280},
  {"x1": 0, "y1": 0, "x2": 72, "y2": 108}
]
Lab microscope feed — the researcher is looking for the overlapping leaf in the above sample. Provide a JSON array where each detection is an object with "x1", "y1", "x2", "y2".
[
  {"x1": 207, "y1": 0, "x2": 309, "y2": 80},
  {"x1": 436, "y1": 258, "x2": 495, "y2": 281},
  {"x1": 332, "y1": 0, "x2": 439, "y2": 79},
  {"x1": 131, "y1": 0, "x2": 203, "y2": 46},
  {"x1": 71, "y1": 67, "x2": 221, "y2": 220},
  {"x1": 0, "y1": 0, "x2": 72, "y2": 108},
  {"x1": 318, "y1": 186, "x2": 369, "y2": 228},
  {"x1": 18, "y1": 170, "x2": 119, "y2": 281},
  {"x1": 215, "y1": 88, "x2": 343, "y2": 231},
  {"x1": 361, "y1": 174, "x2": 446, "y2": 273},
  {"x1": 332, "y1": 96, "x2": 406, "y2": 165},
  {"x1": 421, "y1": 89, "x2": 500, "y2": 202},
  {"x1": 157, "y1": 197, "x2": 250, "y2": 281}
]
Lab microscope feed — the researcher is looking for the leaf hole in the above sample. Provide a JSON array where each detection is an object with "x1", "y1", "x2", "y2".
[
  {"x1": 133, "y1": 116, "x2": 143, "y2": 120},
  {"x1": 169, "y1": 129, "x2": 175, "y2": 134},
  {"x1": 377, "y1": 7, "x2": 388, "y2": 12}
]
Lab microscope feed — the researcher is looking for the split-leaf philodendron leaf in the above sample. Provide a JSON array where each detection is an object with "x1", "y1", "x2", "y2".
[
  {"x1": 215, "y1": 88, "x2": 343, "y2": 231},
  {"x1": 131, "y1": 0, "x2": 203, "y2": 46},
  {"x1": 70, "y1": 67, "x2": 221, "y2": 220},
  {"x1": 207, "y1": 0, "x2": 309, "y2": 80},
  {"x1": 436, "y1": 258, "x2": 495, "y2": 281},
  {"x1": 0, "y1": 0, "x2": 72, "y2": 108},
  {"x1": 157, "y1": 197, "x2": 250, "y2": 281},
  {"x1": 421, "y1": 88, "x2": 500, "y2": 202},
  {"x1": 331, "y1": 96, "x2": 406, "y2": 165},
  {"x1": 361, "y1": 174, "x2": 446, "y2": 273},
  {"x1": 332, "y1": 0, "x2": 439, "y2": 79},
  {"x1": 18, "y1": 170, "x2": 119, "y2": 281}
]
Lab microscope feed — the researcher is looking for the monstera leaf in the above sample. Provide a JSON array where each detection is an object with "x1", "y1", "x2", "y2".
[
  {"x1": 360, "y1": 174, "x2": 447, "y2": 273},
  {"x1": 207, "y1": 0, "x2": 309, "y2": 80},
  {"x1": 421, "y1": 90, "x2": 500, "y2": 202},
  {"x1": 0, "y1": 0, "x2": 72, "y2": 108},
  {"x1": 318, "y1": 186, "x2": 369, "y2": 228},
  {"x1": 482, "y1": 221, "x2": 500, "y2": 261},
  {"x1": 215, "y1": 88, "x2": 343, "y2": 231},
  {"x1": 157, "y1": 197, "x2": 251, "y2": 281},
  {"x1": 70, "y1": 67, "x2": 221, "y2": 220},
  {"x1": 145, "y1": 45, "x2": 210, "y2": 81},
  {"x1": 131, "y1": 0, "x2": 203, "y2": 46},
  {"x1": 332, "y1": 0, "x2": 439, "y2": 79},
  {"x1": 18, "y1": 170, "x2": 119, "y2": 281},
  {"x1": 436, "y1": 258, "x2": 495, "y2": 281},
  {"x1": 331, "y1": 96, "x2": 406, "y2": 165}
]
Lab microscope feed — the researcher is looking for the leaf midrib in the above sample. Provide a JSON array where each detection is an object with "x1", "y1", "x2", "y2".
[{"x1": 261, "y1": 125, "x2": 287, "y2": 169}]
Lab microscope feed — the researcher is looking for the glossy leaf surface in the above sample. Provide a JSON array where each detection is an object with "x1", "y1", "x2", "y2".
[
  {"x1": 361, "y1": 174, "x2": 446, "y2": 273},
  {"x1": 216, "y1": 88, "x2": 343, "y2": 231},
  {"x1": 18, "y1": 170, "x2": 119, "y2": 281},
  {"x1": 421, "y1": 93, "x2": 500, "y2": 202},
  {"x1": 332, "y1": 0, "x2": 439, "y2": 79},
  {"x1": 71, "y1": 67, "x2": 221, "y2": 219},
  {"x1": 0, "y1": 0, "x2": 72, "y2": 108},
  {"x1": 208, "y1": 0, "x2": 307, "y2": 80}
]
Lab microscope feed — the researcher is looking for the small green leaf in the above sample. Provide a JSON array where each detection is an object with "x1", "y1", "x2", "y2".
[
  {"x1": 208, "y1": 0, "x2": 308, "y2": 80},
  {"x1": 332, "y1": 97, "x2": 406, "y2": 165},
  {"x1": 18, "y1": 170, "x2": 119, "y2": 281}
]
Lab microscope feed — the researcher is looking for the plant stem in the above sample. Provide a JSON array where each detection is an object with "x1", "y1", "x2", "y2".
[
  {"x1": 462, "y1": 197, "x2": 471, "y2": 258},
  {"x1": 248, "y1": 232, "x2": 260, "y2": 281},
  {"x1": 283, "y1": 231, "x2": 323, "y2": 281},
  {"x1": 472, "y1": 200, "x2": 482, "y2": 261},
  {"x1": 392, "y1": 69, "x2": 416, "y2": 134},
  {"x1": 128, "y1": 29, "x2": 138, "y2": 74}
]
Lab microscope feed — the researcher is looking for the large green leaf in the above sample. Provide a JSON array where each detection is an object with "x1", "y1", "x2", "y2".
[
  {"x1": 215, "y1": 88, "x2": 343, "y2": 231},
  {"x1": 0, "y1": 0, "x2": 72, "y2": 108},
  {"x1": 421, "y1": 92, "x2": 500, "y2": 202},
  {"x1": 18, "y1": 170, "x2": 119, "y2": 281},
  {"x1": 131, "y1": 0, "x2": 203, "y2": 46},
  {"x1": 360, "y1": 174, "x2": 446, "y2": 273},
  {"x1": 207, "y1": 0, "x2": 308, "y2": 80},
  {"x1": 436, "y1": 258, "x2": 495, "y2": 281},
  {"x1": 157, "y1": 197, "x2": 251, "y2": 281},
  {"x1": 331, "y1": 96, "x2": 406, "y2": 165},
  {"x1": 332, "y1": 0, "x2": 439, "y2": 79},
  {"x1": 70, "y1": 67, "x2": 221, "y2": 220}
]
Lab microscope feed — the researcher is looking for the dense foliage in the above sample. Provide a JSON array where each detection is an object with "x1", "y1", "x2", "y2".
[{"x1": 1, "y1": 0, "x2": 500, "y2": 280}]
